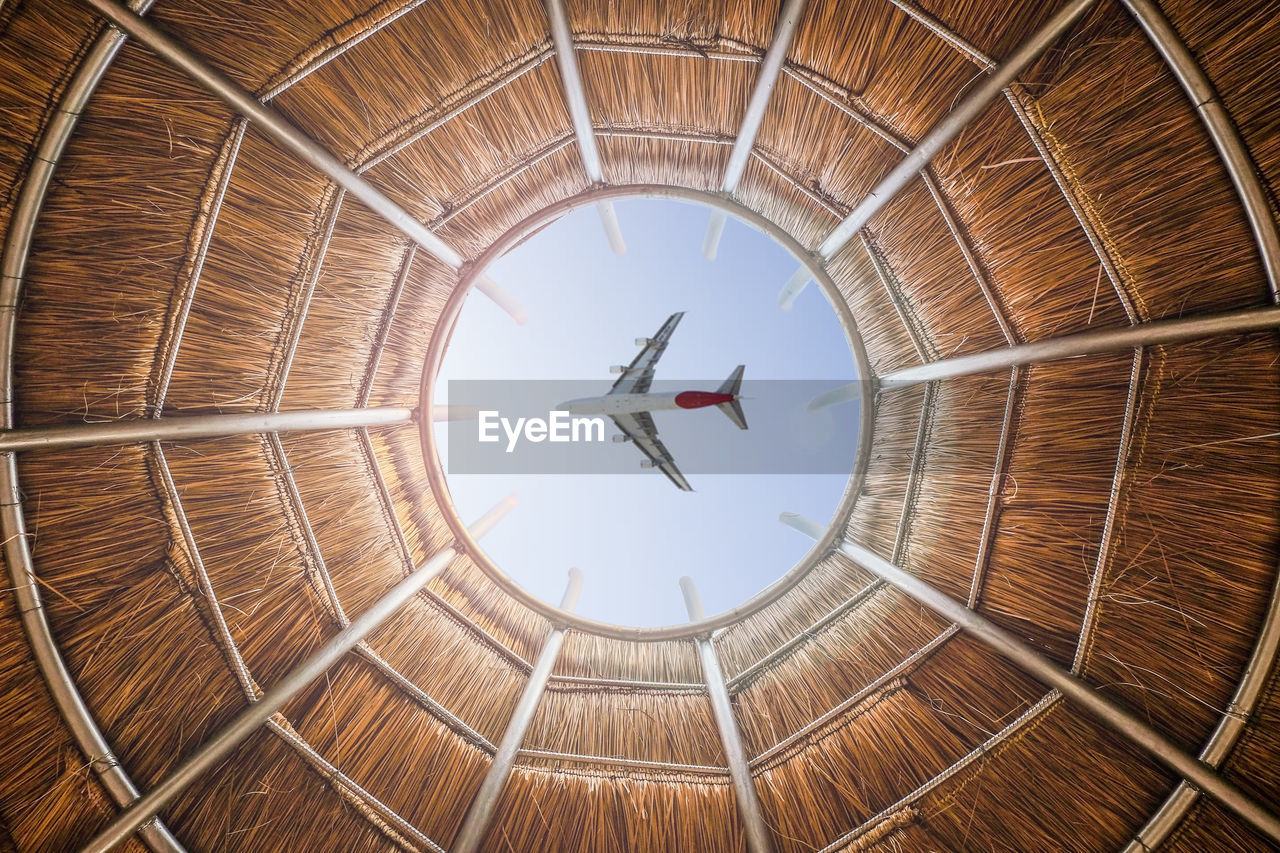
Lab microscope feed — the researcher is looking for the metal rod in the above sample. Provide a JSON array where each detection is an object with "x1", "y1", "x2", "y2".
[
  {"x1": 861, "y1": 232, "x2": 934, "y2": 362},
  {"x1": 150, "y1": 119, "x2": 246, "y2": 415},
  {"x1": 358, "y1": 246, "x2": 416, "y2": 407},
  {"x1": 1124, "y1": 564, "x2": 1280, "y2": 851},
  {"x1": 595, "y1": 201, "x2": 627, "y2": 255},
  {"x1": 357, "y1": 45, "x2": 555, "y2": 173},
  {"x1": 451, "y1": 569, "x2": 584, "y2": 853},
  {"x1": 731, "y1": 380, "x2": 929, "y2": 690},
  {"x1": 883, "y1": 0, "x2": 995, "y2": 70},
  {"x1": 79, "y1": 496, "x2": 516, "y2": 853},
  {"x1": 257, "y1": 0, "x2": 435, "y2": 102},
  {"x1": 703, "y1": 210, "x2": 729, "y2": 260},
  {"x1": 0, "y1": 406, "x2": 414, "y2": 453},
  {"x1": 894, "y1": 382, "x2": 935, "y2": 554},
  {"x1": 266, "y1": 718, "x2": 446, "y2": 853},
  {"x1": 777, "y1": 264, "x2": 813, "y2": 311},
  {"x1": 1110, "y1": 8, "x2": 1280, "y2": 840},
  {"x1": 721, "y1": 0, "x2": 807, "y2": 193},
  {"x1": 515, "y1": 748, "x2": 727, "y2": 776},
  {"x1": 353, "y1": 643, "x2": 496, "y2": 751},
  {"x1": 814, "y1": 0, "x2": 1101, "y2": 260},
  {"x1": 749, "y1": 627, "x2": 959, "y2": 767},
  {"x1": 921, "y1": 170, "x2": 1018, "y2": 345},
  {"x1": 475, "y1": 276, "x2": 529, "y2": 326},
  {"x1": 157, "y1": 441, "x2": 448, "y2": 851},
  {"x1": 541, "y1": 0, "x2": 629, "y2": 255},
  {"x1": 1114, "y1": 1, "x2": 1280, "y2": 815},
  {"x1": 1121, "y1": 0, "x2": 1280, "y2": 300},
  {"x1": 574, "y1": 37, "x2": 759, "y2": 61},
  {"x1": 430, "y1": 135, "x2": 574, "y2": 230},
  {"x1": 864, "y1": 304, "x2": 1280, "y2": 389},
  {"x1": 81, "y1": 0, "x2": 466, "y2": 269},
  {"x1": 1072, "y1": 348, "x2": 1143, "y2": 674},
  {"x1": 781, "y1": 513, "x2": 1280, "y2": 845},
  {"x1": 781, "y1": 66, "x2": 911, "y2": 153},
  {"x1": 1004, "y1": 85, "x2": 1140, "y2": 323},
  {"x1": 266, "y1": 189, "x2": 345, "y2": 408},
  {"x1": 355, "y1": 427, "x2": 534, "y2": 677},
  {"x1": 543, "y1": 0, "x2": 602, "y2": 183},
  {"x1": 150, "y1": 443, "x2": 256, "y2": 699},
  {"x1": 681, "y1": 577, "x2": 776, "y2": 853},
  {"x1": 704, "y1": 0, "x2": 808, "y2": 258},
  {"x1": 874, "y1": 0, "x2": 1145, "y2": 322},
  {"x1": 968, "y1": 367, "x2": 1023, "y2": 606},
  {"x1": 266, "y1": 433, "x2": 348, "y2": 625},
  {"x1": 0, "y1": 5, "x2": 183, "y2": 850},
  {"x1": 725, "y1": 580, "x2": 882, "y2": 691}
]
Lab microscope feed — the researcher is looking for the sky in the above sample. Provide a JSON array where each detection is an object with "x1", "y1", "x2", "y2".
[{"x1": 435, "y1": 198, "x2": 860, "y2": 627}]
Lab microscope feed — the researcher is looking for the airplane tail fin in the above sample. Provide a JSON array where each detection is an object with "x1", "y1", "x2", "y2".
[{"x1": 715, "y1": 365, "x2": 748, "y2": 430}]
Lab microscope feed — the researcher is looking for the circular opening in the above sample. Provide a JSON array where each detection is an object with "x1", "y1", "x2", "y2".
[{"x1": 420, "y1": 187, "x2": 874, "y2": 637}]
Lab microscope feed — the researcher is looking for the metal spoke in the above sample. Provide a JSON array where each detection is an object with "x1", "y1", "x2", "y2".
[
  {"x1": 78, "y1": 496, "x2": 517, "y2": 853},
  {"x1": 782, "y1": 514, "x2": 1280, "y2": 846},
  {"x1": 1121, "y1": 0, "x2": 1280, "y2": 298},
  {"x1": 1, "y1": 4, "x2": 181, "y2": 850},
  {"x1": 150, "y1": 119, "x2": 246, "y2": 415},
  {"x1": 682, "y1": 577, "x2": 776, "y2": 853},
  {"x1": 264, "y1": 190, "x2": 345, "y2": 409},
  {"x1": 543, "y1": 0, "x2": 625, "y2": 253},
  {"x1": 451, "y1": 570, "x2": 584, "y2": 853},
  {"x1": 778, "y1": 0, "x2": 1102, "y2": 306},
  {"x1": 968, "y1": 367, "x2": 1023, "y2": 606},
  {"x1": 0, "y1": 406, "x2": 414, "y2": 453},
  {"x1": 704, "y1": 0, "x2": 808, "y2": 259},
  {"x1": 813, "y1": 691, "x2": 1062, "y2": 852},
  {"x1": 84, "y1": 0, "x2": 460, "y2": 265},
  {"x1": 1072, "y1": 348, "x2": 1144, "y2": 674},
  {"x1": 801, "y1": 303, "x2": 1280, "y2": 395},
  {"x1": 154, "y1": 442, "x2": 444, "y2": 852}
]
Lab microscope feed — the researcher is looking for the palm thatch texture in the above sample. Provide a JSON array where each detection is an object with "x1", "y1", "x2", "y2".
[{"x1": 1, "y1": 0, "x2": 1279, "y2": 851}]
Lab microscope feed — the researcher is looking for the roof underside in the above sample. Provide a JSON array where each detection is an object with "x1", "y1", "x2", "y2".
[{"x1": 1, "y1": 0, "x2": 1278, "y2": 850}]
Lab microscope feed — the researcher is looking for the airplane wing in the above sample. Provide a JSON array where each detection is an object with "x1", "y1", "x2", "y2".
[
  {"x1": 611, "y1": 411, "x2": 692, "y2": 491},
  {"x1": 609, "y1": 311, "x2": 684, "y2": 395}
]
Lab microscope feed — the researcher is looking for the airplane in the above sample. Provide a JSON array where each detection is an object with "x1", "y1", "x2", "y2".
[{"x1": 560, "y1": 312, "x2": 747, "y2": 491}]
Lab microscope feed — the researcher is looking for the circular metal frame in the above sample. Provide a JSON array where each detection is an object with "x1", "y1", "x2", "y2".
[
  {"x1": 418, "y1": 183, "x2": 875, "y2": 641},
  {"x1": 3, "y1": 2, "x2": 1278, "y2": 849}
]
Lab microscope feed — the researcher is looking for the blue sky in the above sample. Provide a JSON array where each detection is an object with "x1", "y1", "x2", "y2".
[{"x1": 435, "y1": 198, "x2": 859, "y2": 627}]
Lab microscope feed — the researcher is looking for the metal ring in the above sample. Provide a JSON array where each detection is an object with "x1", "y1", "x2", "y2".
[{"x1": 418, "y1": 184, "x2": 874, "y2": 641}]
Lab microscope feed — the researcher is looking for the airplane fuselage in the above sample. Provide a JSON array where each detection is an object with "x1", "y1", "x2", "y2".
[{"x1": 561, "y1": 391, "x2": 735, "y2": 416}]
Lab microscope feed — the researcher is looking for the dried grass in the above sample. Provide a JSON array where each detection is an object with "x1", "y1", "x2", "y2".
[
  {"x1": 1161, "y1": 0, "x2": 1280, "y2": 202},
  {"x1": 0, "y1": 568, "x2": 149, "y2": 853},
  {"x1": 732, "y1": 587, "x2": 949, "y2": 754},
  {"x1": 1083, "y1": 334, "x2": 1280, "y2": 749},
  {"x1": 1027, "y1": 6, "x2": 1271, "y2": 317},
  {"x1": 168, "y1": 729, "x2": 395, "y2": 852},
  {"x1": 479, "y1": 763, "x2": 744, "y2": 852},
  {"x1": 790, "y1": 0, "x2": 984, "y2": 141},
  {"x1": 979, "y1": 352, "x2": 1135, "y2": 664},
  {"x1": 15, "y1": 46, "x2": 233, "y2": 423},
  {"x1": 713, "y1": 551, "x2": 876, "y2": 680},
  {"x1": 920, "y1": 703, "x2": 1175, "y2": 851},
  {"x1": 524, "y1": 685, "x2": 725, "y2": 765},
  {"x1": 2, "y1": 0, "x2": 1278, "y2": 850}
]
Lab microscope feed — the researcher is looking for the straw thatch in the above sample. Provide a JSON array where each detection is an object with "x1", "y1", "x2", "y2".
[{"x1": 2, "y1": 0, "x2": 1279, "y2": 850}]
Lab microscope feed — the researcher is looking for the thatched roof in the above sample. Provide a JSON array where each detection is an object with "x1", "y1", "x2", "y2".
[{"x1": 1, "y1": 0, "x2": 1278, "y2": 850}]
